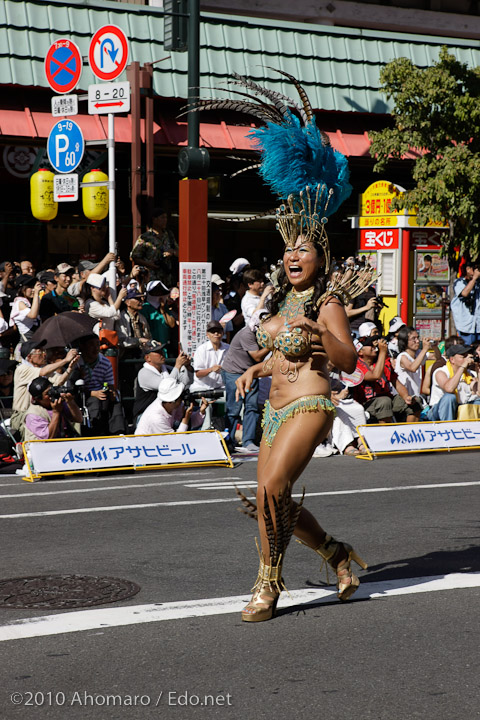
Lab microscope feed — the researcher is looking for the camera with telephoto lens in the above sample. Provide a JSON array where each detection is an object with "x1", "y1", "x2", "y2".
[
  {"x1": 183, "y1": 389, "x2": 224, "y2": 404},
  {"x1": 48, "y1": 383, "x2": 75, "y2": 400}
]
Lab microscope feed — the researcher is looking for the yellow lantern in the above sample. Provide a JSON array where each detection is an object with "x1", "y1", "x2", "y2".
[
  {"x1": 82, "y1": 170, "x2": 109, "y2": 221},
  {"x1": 30, "y1": 169, "x2": 58, "y2": 221}
]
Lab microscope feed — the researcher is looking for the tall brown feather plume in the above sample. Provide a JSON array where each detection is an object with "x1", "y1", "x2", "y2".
[
  {"x1": 267, "y1": 67, "x2": 314, "y2": 123},
  {"x1": 178, "y1": 100, "x2": 273, "y2": 123},
  {"x1": 229, "y1": 72, "x2": 292, "y2": 119},
  {"x1": 230, "y1": 163, "x2": 261, "y2": 178}
]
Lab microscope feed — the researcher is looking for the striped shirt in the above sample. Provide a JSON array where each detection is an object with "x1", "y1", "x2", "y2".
[{"x1": 81, "y1": 354, "x2": 114, "y2": 393}]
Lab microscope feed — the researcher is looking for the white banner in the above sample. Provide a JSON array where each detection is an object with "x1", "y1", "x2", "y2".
[
  {"x1": 24, "y1": 430, "x2": 231, "y2": 479},
  {"x1": 358, "y1": 420, "x2": 480, "y2": 454}
]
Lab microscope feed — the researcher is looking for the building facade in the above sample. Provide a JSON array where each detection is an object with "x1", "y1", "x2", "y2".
[{"x1": 1, "y1": 0, "x2": 479, "y2": 271}]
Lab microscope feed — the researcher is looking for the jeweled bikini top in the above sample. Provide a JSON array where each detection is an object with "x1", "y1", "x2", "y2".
[{"x1": 256, "y1": 287, "x2": 314, "y2": 359}]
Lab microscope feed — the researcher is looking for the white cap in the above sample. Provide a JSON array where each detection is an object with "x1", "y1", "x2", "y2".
[
  {"x1": 229, "y1": 257, "x2": 250, "y2": 275},
  {"x1": 86, "y1": 273, "x2": 107, "y2": 289},
  {"x1": 157, "y1": 376, "x2": 185, "y2": 402},
  {"x1": 211, "y1": 273, "x2": 225, "y2": 286},
  {"x1": 389, "y1": 316, "x2": 406, "y2": 333},
  {"x1": 358, "y1": 321, "x2": 377, "y2": 338},
  {"x1": 146, "y1": 280, "x2": 169, "y2": 294}
]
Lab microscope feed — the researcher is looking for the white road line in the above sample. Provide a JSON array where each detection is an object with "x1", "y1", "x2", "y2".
[
  {"x1": 0, "y1": 477, "x2": 242, "y2": 500},
  {"x1": 0, "y1": 470, "x2": 214, "y2": 487},
  {"x1": 0, "y1": 480, "x2": 478, "y2": 519},
  {"x1": 188, "y1": 484, "x2": 256, "y2": 490},
  {"x1": 0, "y1": 572, "x2": 478, "y2": 642}
]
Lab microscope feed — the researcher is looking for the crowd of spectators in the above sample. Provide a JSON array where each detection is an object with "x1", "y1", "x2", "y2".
[{"x1": 1, "y1": 238, "x2": 480, "y2": 470}]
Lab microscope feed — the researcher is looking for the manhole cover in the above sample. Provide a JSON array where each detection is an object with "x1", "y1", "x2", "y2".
[{"x1": 0, "y1": 575, "x2": 141, "y2": 609}]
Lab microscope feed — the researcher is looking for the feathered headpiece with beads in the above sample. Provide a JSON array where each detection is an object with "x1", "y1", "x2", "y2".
[{"x1": 184, "y1": 69, "x2": 352, "y2": 265}]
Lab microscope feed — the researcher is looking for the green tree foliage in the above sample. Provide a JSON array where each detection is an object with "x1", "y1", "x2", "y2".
[{"x1": 369, "y1": 47, "x2": 480, "y2": 263}]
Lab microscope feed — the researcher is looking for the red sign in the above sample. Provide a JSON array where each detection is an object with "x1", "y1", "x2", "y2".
[
  {"x1": 359, "y1": 228, "x2": 399, "y2": 250},
  {"x1": 88, "y1": 25, "x2": 129, "y2": 81},
  {"x1": 45, "y1": 39, "x2": 82, "y2": 94}
]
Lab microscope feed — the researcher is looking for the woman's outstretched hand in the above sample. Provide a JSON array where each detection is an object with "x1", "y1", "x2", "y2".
[{"x1": 235, "y1": 369, "x2": 254, "y2": 400}]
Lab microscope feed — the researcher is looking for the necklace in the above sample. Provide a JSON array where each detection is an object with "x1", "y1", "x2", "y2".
[{"x1": 278, "y1": 287, "x2": 314, "y2": 323}]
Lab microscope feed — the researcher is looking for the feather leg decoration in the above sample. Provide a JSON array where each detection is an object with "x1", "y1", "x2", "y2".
[{"x1": 235, "y1": 485, "x2": 258, "y2": 519}]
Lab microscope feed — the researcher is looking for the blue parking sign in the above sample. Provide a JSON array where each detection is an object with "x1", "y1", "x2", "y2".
[{"x1": 47, "y1": 120, "x2": 84, "y2": 174}]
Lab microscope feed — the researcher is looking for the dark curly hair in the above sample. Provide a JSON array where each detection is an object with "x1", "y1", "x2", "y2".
[{"x1": 267, "y1": 264, "x2": 327, "y2": 320}]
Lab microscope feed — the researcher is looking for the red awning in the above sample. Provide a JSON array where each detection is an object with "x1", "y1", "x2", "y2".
[{"x1": 0, "y1": 108, "x2": 379, "y2": 158}]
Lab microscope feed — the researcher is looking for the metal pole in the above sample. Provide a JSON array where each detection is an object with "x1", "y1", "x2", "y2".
[
  {"x1": 127, "y1": 62, "x2": 142, "y2": 250},
  {"x1": 108, "y1": 112, "x2": 116, "y2": 297},
  {"x1": 188, "y1": 0, "x2": 199, "y2": 149}
]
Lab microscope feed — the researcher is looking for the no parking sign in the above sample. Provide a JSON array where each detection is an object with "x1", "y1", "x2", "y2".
[{"x1": 45, "y1": 39, "x2": 82, "y2": 94}]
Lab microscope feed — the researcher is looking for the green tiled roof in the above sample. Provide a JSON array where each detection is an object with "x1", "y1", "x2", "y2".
[{"x1": 2, "y1": 0, "x2": 480, "y2": 114}]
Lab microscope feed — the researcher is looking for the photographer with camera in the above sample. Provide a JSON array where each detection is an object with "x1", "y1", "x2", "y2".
[
  {"x1": 135, "y1": 376, "x2": 209, "y2": 436},
  {"x1": 25, "y1": 377, "x2": 83, "y2": 441},
  {"x1": 75, "y1": 335, "x2": 125, "y2": 436},
  {"x1": 450, "y1": 260, "x2": 480, "y2": 345},
  {"x1": 426, "y1": 345, "x2": 480, "y2": 421},
  {"x1": 346, "y1": 284, "x2": 382, "y2": 337}
]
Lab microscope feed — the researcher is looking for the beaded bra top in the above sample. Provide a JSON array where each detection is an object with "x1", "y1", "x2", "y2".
[{"x1": 256, "y1": 287, "x2": 313, "y2": 359}]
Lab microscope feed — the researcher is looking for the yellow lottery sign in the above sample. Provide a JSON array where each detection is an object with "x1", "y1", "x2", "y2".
[{"x1": 359, "y1": 180, "x2": 405, "y2": 217}]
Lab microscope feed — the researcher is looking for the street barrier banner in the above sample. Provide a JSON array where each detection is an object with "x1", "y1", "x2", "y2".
[
  {"x1": 22, "y1": 430, "x2": 233, "y2": 481},
  {"x1": 357, "y1": 420, "x2": 480, "y2": 460}
]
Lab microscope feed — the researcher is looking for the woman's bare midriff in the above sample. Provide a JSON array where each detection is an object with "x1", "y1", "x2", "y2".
[{"x1": 262, "y1": 313, "x2": 331, "y2": 409}]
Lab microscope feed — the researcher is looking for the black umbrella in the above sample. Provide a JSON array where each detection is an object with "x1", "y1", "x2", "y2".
[{"x1": 31, "y1": 312, "x2": 97, "y2": 348}]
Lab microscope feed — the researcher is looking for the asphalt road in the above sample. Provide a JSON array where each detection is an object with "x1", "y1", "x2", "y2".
[{"x1": 0, "y1": 450, "x2": 479, "y2": 720}]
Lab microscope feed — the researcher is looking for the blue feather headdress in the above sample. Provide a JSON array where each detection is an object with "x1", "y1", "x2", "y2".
[
  {"x1": 249, "y1": 110, "x2": 352, "y2": 217},
  {"x1": 183, "y1": 69, "x2": 352, "y2": 268}
]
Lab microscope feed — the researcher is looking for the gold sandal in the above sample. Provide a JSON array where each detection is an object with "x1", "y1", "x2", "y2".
[
  {"x1": 242, "y1": 553, "x2": 283, "y2": 622},
  {"x1": 297, "y1": 534, "x2": 367, "y2": 601},
  {"x1": 242, "y1": 487, "x2": 305, "y2": 623}
]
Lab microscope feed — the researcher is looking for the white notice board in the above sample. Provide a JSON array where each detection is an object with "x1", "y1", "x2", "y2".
[{"x1": 179, "y1": 262, "x2": 212, "y2": 357}]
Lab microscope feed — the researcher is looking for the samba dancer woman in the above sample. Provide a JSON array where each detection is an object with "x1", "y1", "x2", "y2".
[
  {"x1": 189, "y1": 70, "x2": 369, "y2": 622},
  {"x1": 236, "y1": 195, "x2": 368, "y2": 622}
]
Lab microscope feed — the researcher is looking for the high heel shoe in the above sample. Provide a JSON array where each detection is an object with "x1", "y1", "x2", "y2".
[
  {"x1": 241, "y1": 553, "x2": 283, "y2": 623},
  {"x1": 297, "y1": 534, "x2": 367, "y2": 602}
]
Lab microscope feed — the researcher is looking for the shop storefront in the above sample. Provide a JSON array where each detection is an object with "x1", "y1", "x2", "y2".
[{"x1": 351, "y1": 181, "x2": 449, "y2": 336}]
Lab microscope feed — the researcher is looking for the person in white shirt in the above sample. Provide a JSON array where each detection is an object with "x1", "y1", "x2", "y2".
[
  {"x1": 9, "y1": 274, "x2": 42, "y2": 341},
  {"x1": 133, "y1": 340, "x2": 192, "y2": 423},
  {"x1": 84, "y1": 273, "x2": 127, "y2": 331},
  {"x1": 68, "y1": 253, "x2": 116, "y2": 299},
  {"x1": 240, "y1": 269, "x2": 265, "y2": 324},
  {"x1": 211, "y1": 283, "x2": 233, "y2": 341},
  {"x1": 427, "y1": 344, "x2": 480, "y2": 421},
  {"x1": 135, "y1": 376, "x2": 207, "y2": 435},
  {"x1": 190, "y1": 320, "x2": 229, "y2": 392},
  {"x1": 395, "y1": 326, "x2": 441, "y2": 398}
]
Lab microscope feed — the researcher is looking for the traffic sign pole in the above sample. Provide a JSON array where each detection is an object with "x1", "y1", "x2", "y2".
[{"x1": 108, "y1": 113, "x2": 116, "y2": 296}]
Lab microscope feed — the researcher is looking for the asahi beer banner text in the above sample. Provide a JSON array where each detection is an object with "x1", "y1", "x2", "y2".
[
  {"x1": 24, "y1": 430, "x2": 231, "y2": 480},
  {"x1": 358, "y1": 421, "x2": 480, "y2": 455}
]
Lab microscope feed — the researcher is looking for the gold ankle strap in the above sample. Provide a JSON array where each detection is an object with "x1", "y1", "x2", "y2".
[{"x1": 252, "y1": 538, "x2": 288, "y2": 596}]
